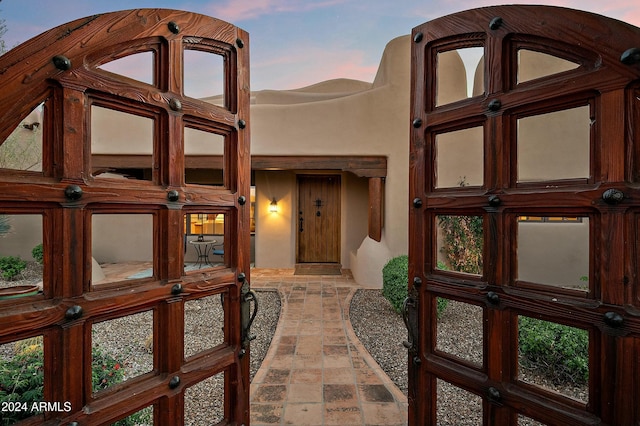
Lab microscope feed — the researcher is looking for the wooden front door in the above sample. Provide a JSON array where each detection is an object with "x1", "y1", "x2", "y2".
[
  {"x1": 409, "y1": 5, "x2": 640, "y2": 425},
  {"x1": 297, "y1": 175, "x2": 341, "y2": 263},
  {"x1": 0, "y1": 9, "x2": 252, "y2": 425}
]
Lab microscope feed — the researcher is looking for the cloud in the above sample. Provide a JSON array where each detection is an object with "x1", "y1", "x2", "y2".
[
  {"x1": 204, "y1": 0, "x2": 347, "y2": 22},
  {"x1": 252, "y1": 45, "x2": 378, "y2": 89},
  {"x1": 404, "y1": 0, "x2": 640, "y2": 25}
]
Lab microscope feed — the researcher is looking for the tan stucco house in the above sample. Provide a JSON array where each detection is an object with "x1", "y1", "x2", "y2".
[{"x1": 1, "y1": 33, "x2": 589, "y2": 289}]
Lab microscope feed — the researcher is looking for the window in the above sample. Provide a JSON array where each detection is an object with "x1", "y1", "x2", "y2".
[
  {"x1": 184, "y1": 187, "x2": 255, "y2": 236},
  {"x1": 518, "y1": 216, "x2": 582, "y2": 222},
  {"x1": 185, "y1": 213, "x2": 225, "y2": 236}
]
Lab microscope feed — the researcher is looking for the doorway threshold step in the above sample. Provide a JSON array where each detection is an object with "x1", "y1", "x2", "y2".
[{"x1": 294, "y1": 263, "x2": 343, "y2": 276}]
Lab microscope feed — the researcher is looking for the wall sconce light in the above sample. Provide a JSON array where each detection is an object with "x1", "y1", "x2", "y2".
[{"x1": 269, "y1": 198, "x2": 278, "y2": 213}]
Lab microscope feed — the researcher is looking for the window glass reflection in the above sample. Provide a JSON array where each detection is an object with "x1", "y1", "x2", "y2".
[
  {"x1": 436, "y1": 47, "x2": 484, "y2": 106},
  {"x1": 517, "y1": 216, "x2": 589, "y2": 291},
  {"x1": 435, "y1": 126, "x2": 483, "y2": 189},
  {"x1": 517, "y1": 49, "x2": 579, "y2": 84},
  {"x1": 517, "y1": 106, "x2": 591, "y2": 183},
  {"x1": 184, "y1": 127, "x2": 225, "y2": 187},
  {"x1": 91, "y1": 106, "x2": 154, "y2": 181},
  {"x1": 92, "y1": 214, "x2": 154, "y2": 285},
  {"x1": 184, "y1": 49, "x2": 225, "y2": 101},
  {"x1": 99, "y1": 51, "x2": 154, "y2": 85}
]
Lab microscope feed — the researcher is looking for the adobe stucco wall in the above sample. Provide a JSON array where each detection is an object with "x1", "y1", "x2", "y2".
[
  {"x1": 254, "y1": 170, "x2": 297, "y2": 268},
  {"x1": 254, "y1": 169, "x2": 369, "y2": 270},
  {"x1": 1, "y1": 35, "x2": 592, "y2": 290},
  {"x1": 250, "y1": 36, "x2": 412, "y2": 286}
]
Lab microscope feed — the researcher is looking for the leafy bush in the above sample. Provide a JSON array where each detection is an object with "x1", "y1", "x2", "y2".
[
  {"x1": 0, "y1": 338, "x2": 151, "y2": 424},
  {"x1": 92, "y1": 345, "x2": 125, "y2": 391},
  {"x1": 0, "y1": 255, "x2": 26, "y2": 280},
  {"x1": 0, "y1": 338, "x2": 43, "y2": 423},
  {"x1": 382, "y1": 255, "x2": 448, "y2": 316},
  {"x1": 382, "y1": 255, "x2": 409, "y2": 313},
  {"x1": 31, "y1": 243, "x2": 43, "y2": 264},
  {"x1": 518, "y1": 316, "x2": 589, "y2": 384}
]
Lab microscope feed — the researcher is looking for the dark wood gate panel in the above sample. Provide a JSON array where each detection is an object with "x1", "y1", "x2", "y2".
[
  {"x1": 297, "y1": 175, "x2": 341, "y2": 263},
  {"x1": 0, "y1": 9, "x2": 251, "y2": 425},
  {"x1": 409, "y1": 6, "x2": 640, "y2": 425}
]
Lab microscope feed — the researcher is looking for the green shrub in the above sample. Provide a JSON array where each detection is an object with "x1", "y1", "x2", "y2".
[
  {"x1": 436, "y1": 298, "x2": 449, "y2": 316},
  {"x1": 0, "y1": 338, "x2": 151, "y2": 424},
  {"x1": 31, "y1": 243, "x2": 43, "y2": 264},
  {"x1": 0, "y1": 255, "x2": 26, "y2": 280},
  {"x1": 0, "y1": 339, "x2": 43, "y2": 423},
  {"x1": 518, "y1": 316, "x2": 589, "y2": 384},
  {"x1": 382, "y1": 255, "x2": 409, "y2": 313},
  {"x1": 382, "y1": 255, "x2": 448, "y2": 316}
]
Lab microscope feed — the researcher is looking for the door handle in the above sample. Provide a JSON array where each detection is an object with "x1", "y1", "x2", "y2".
[
  {"x1": 238, "y1": 273, "x2": 259, "y2": 357},
  {"x1": 242, "y1": 290, "x2": 259, "y2": 345},
  {"x1": 402, "y1": 286, "x2": 422, "y2": 409},
  {"x1": 299, "y1": 216, "x2": 304, "y2": 232},
  {"x1": 402, "y1": 287, "x2": 421, "y2": 366}
]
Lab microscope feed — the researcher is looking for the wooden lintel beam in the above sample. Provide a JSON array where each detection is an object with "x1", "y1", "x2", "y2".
[
  {"x1": 92, "y1": 154, "x2": 387, "y2": 178},
  {"x1": 91, "y1": 154, "x2": 154, "y2": 169},
  {"x1": 253, "y1": 155, "x2": 387, "y2": 177}
]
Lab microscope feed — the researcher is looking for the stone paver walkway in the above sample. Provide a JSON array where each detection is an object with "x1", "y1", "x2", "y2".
[{"x1": 250, "y1": 268, "x2": 408, "y2": 426}]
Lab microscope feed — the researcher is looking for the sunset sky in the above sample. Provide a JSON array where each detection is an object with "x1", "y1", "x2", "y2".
[{"x1": 2, "y1": 0, "x2": 640, "y2": 90}]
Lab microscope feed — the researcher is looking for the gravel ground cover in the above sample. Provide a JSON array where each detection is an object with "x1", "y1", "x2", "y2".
[
  {"x1": 0, "y1": 261, "x2": 42, "y2": 290},
  {"x1": 349, "y1": 288, "x2": 408, "y2": 395},
  {"x1": 2, "y1": 264, "x2": 589, "y2": 425},
  {"x1": 0, "y1": 263, "x2": 281, "y2": 425},
  {"x1": 349, "y1": 288, "x2": 588, "y2": 425}
]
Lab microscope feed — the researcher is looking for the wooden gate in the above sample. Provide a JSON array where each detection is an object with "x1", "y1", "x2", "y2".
[
  {"x1": 0, "y1": 9, "x2": 252, "y2": 424},
  {"x1": 409, "y1": 5, "x2": 640, "y2": 425},
  {"x1": 297, "y1": 175, "x2": 341, "y2": 263}
]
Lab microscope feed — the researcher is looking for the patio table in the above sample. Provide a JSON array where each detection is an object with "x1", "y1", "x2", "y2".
[{"x1": 189, "y1": 239, "x2": 216, "y2": 268}]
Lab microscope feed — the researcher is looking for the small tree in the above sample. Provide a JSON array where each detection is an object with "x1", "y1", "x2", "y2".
[
  {"x1": 438, "y1": 215, "x2": 483, "y2": 274},
  {"x1": 437, "y1": 178, "x2": 484, "y2": 274}
]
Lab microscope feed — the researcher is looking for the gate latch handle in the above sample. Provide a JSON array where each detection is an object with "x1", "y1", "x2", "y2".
[
  {"x1": 402, "y1": 287, "x2": 421, "y2": 366},
  {"x1": 239, "y1": 274, "x2": 259, "y2": 356}
]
